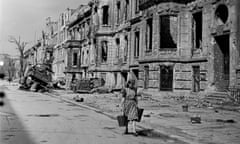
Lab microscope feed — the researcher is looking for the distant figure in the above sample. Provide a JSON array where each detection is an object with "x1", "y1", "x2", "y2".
[{"x1": 121, "y1": 79, "x2": 138, "y2": 136}]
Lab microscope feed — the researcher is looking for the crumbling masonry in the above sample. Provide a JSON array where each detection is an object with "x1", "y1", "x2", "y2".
[{"x1": 132, "y1": 0, "x2": 240, "y2": 93}]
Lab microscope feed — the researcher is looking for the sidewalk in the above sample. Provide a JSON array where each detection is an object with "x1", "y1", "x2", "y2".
[{"x1": 48, "y1": 89, "x2": 240, "y2": 144}]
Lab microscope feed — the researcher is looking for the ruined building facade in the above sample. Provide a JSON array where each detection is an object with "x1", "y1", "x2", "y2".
[
  {"x1": 89, "y1": 0, "x2": 132, "y2": 89},
  {"x1": 133, "y1": 0, "x2": 240, "y2": 93},
  {"x1": 64, "y1": 5, "x2": 92, "y2": 88},
  {"x1": 26, "y1": 0, "x2": 240, "y2": 93}
]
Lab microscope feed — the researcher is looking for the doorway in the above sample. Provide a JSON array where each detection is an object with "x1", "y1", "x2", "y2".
[
  {"x1": 192, "y1": 66, "x2": 200, "y2": 92},
  {"x1": 121, "y1": 71, "x2": 128, "y2": 87},
  {"x1": 160, "y1": 66, "x2": 173, "y2": 91},
  {"x1": 214, "y1": 34, "x2": 230, "y2": 91},
  {"x1": 144, "y1": 66, "x2": 149, "y2": 89}
]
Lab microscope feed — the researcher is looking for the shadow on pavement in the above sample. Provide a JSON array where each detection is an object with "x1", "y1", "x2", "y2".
[
  {"x1": 0, "y1": 94, "x2": 37, "y2": 144},
  {"x1": 137, "y1": 129, "x2": 188, "y2": 144}
]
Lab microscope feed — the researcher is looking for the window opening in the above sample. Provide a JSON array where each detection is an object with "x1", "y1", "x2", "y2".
[
  {"x1": 134, "y1": 31, "x2": 140, "y2": 58},
  {"x1": 146, "y1": 18, "x2": 153, "y2": 52},
  {"x1": 102, "y1": 5, "x2": 109, "y2": 25},
  {"x1": 160, "y1": 15, "x2": 178, "y2": 48},
  {"x1": 192, "y1": 11, "x2": 202, "y2": 49}
]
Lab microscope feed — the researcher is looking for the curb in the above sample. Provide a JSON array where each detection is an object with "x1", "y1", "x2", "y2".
[
  {"x1": 45, "y1": 91, "x2": 194, "y2": 144},
  {"x1": 45, "y1": 92, "x2": 117, "y2": 120}
]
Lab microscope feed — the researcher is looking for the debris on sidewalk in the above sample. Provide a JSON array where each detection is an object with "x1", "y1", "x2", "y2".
[
  {"x1": 191, "y1": 115, "x2": 201, "y2": 124},
  {"x1": 144, "y1": 114, "x2": 151, "y2": 118},
  {"x1": 73, "y1": 95, "x2": 84, "y2": 102},
  {"x1": 216, "y1": 119, "x2": 236, "y2": 123}
]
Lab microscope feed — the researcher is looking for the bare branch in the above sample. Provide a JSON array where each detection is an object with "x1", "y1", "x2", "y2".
[
  {"x1": 8, "y1": 35, "x2": 28, "y2": 78},
  {"x1": 8, "y1": 36, "x2": 21, "y2": 49}
]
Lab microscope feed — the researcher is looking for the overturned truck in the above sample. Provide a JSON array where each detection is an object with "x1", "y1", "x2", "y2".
[{"x1": 19, "y1": 64, "x2": 53, "y2": 92}]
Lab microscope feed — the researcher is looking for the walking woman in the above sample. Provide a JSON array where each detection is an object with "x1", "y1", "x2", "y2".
[{"x1": 121, "y1": 79, "x2": 138, "y2": 136}]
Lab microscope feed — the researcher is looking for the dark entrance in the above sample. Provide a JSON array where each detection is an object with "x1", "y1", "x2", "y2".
[
  {"x1": 121, "y1": 71, "x2": 128, "y2": 87},
  {"x1": 192, "y1": 66, "x2": 200, "y2": 92},
  {"x1": 132, "y1": 69, "x2": 139, "y2": 80},
  {"x1": 160, "y1": 66, "x2": 173, "y2": 91},
  {"x1": 144, "y1": 66, "x2": 149, "y2": 89},
  {"x1": 214, "y1": 34, "x2": 230, "y2": 91}
]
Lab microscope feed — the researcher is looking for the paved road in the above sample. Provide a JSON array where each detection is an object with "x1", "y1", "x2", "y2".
[{"x1": 0, "y1": 82, "x2": 186, "y2": 144}]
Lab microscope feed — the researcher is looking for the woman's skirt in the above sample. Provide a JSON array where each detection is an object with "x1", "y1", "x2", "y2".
[{"x1": 123, "y1": 100, "x2": 138, "y2": 121}]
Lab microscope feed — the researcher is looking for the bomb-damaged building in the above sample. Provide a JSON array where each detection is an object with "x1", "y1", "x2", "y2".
[{"x1": 128, "y1": 0, "x2": 240, "y2": 94}]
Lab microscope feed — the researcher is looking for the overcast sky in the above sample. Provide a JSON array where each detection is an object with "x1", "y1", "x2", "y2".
[{"x1": 0, "y1": 0, "x2": 88, "y2": 56}]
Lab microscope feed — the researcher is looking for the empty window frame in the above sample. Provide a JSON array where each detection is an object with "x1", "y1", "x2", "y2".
[
  {"x1": 116, "y1": 38, "x2": 120, "y2": 58},
  {"x1": 102, "y1": 5, "x2": 109, "y2": 25},
  {"x1": 135, "y1": 0, "x2": 139, "y2": 14},
  {"x1": 146, "y1": 18, "x2": 153, "y2": 52},
  {"x1": 72, "y1": 52, "x2": 78, "y2": 66},
  {"x1": 125, "y1": 0, "x2": 129, "y2": 20},
  {"x1": 116, "y1": 2, "x2": 121, "y2": 24},
  {"x1": 160, "y1": 15, "x2": 178, "y2": 48},
  {"x1": 192, "y1": 11, "x2": 202, "y2": 49},
  {"x1": 124, "y1": 36, "x2": 128, "y2": 62},
  {"x1": 134, "y1": 31, "x2": 140, "y2": 58},
  {"x1": 114, "y1": 72, "x2": 118, "y2": 86}
]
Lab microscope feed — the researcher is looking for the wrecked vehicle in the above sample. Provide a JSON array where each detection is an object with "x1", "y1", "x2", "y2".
[
  {"x1": 71, "y1": 78, "x2": 105, "y2": 93},
  {"x1": 19, "y1": 64, "x2": 53, "y2": 92}
]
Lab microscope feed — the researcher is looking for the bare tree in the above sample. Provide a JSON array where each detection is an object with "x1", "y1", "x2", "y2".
[{"x1": 8, "y1": 36, "x2": 28, "y2": 79}]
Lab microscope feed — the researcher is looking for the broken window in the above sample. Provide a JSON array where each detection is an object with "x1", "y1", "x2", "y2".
[
  {"x1": 125, "y1": 0, "x2": 129, "y2": 20},
  {"x1": 160, "y1": 15, "x2": 178, "y2": 48},
  {"x1": 102, "y1": 5, "x2": 109, "y2": 25},
  {"x1": 146, "y1": 18, "x2": 153, "y2": 52},
  {"x1": 101, "y1": 41, "x2": 108, "y2": 62},
  {"x1": 124, "y1": 36, "x2": 128, "y2": 62},
  {"x1": 132, "y1": 69, "x2": 139, "y2": 80},
  {"x1": 134, "y1": 31, "x2": 140, "y2": 58},
  {"x1": 117, "y1": 2, "x2": 121, "y2": 24},
  {"x1": 135, "y1": 0, "x2": 139, "y2": 14},
  {"x1": 215, "y1": 4, "x2": 228, "y2": 24},
  {"x1": 116, "y1": 38, "x2": 120, "y2": 58},
  {"x1": 192, "y1": 11, "x2": 202, "y2": 49},
  {"x1": 72, "y1": 52, "x2": 78, "y2": 66}
]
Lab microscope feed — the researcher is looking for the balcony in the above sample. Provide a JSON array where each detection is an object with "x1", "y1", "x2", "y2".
[
  {"x1": 63, "y1": 36, "x2": 81, "y2": 48},
  {"x1": 139, "y1": 0, "x2": 194, "y2": 10}
]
